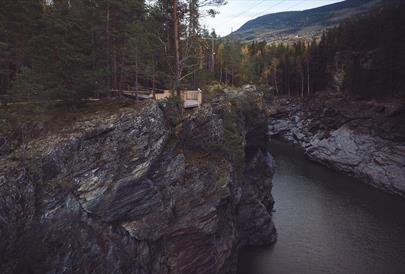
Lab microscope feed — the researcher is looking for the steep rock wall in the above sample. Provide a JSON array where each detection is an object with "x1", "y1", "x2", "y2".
[
  {"x1": 268, "y1": 94, "x2": 405, "y2": 197},
  {"x1": 0, "y1": 93, "x2": 276, "y2": 274}
]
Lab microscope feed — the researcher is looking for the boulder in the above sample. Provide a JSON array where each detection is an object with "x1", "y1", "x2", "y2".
[{"x1": 242, "y1": 84, "x2": 257, "y2": 92}]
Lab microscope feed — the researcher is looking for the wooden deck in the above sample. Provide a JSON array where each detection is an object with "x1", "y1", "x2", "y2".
[
  {"x1": 155, "y1": 90, "x2": 202, "y2": 108},
  {"x1": 116, "y1": 89, "x2": 202, "y2": 109}
]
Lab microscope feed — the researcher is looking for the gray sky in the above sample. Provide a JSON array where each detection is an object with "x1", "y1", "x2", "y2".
[{"x1": 203, "y1": 0, "x2": 344, "y2": 36}]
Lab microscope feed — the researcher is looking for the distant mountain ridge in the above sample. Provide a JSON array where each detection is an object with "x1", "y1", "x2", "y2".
[{"x1": 228, "y1": 0, "x2": 401, "y2": 42}]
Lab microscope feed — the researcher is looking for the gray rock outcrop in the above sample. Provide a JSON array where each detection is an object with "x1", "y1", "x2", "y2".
[
  {"x1": 268, "y1": 94, "x2": 405, "y2": 197},
  {"x1": 0, "y1": 93, "x2": 276, "y2": 274}
]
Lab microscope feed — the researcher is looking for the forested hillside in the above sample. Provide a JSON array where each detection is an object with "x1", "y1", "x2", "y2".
[
  {"x1": 229, "y1": 0, "x2": 402, "y2": 43},
  {"x1": 0, "y1": 0, "x2": 223, "y2": 101},
  {"x1": 214, "y1": 3, "x2": 405, "y2": 98}
]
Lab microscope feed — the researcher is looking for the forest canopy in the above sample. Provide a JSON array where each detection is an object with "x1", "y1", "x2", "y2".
[
  {"x1": 213, "y1": 3, "x2": 405, "y2": 98},
  {"x1": 1, "y1": 0, "x2": 404, "y2": 100},
  {"x1": 0, "y1": 0, "x2": 224, "y2": 100}
]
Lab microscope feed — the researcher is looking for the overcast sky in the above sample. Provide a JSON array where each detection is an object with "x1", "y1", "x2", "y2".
[{"x1": 203, "y1": 0, "x2": 344, "y2": 36}]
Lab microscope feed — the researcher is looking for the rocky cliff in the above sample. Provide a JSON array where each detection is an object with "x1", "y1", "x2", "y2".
[
  {"x1": 0, "y1": 92, "x2": 276, "y2": 274},
  {"x1": 268, "y1": 93, "x2": 405, "y2": 197}
]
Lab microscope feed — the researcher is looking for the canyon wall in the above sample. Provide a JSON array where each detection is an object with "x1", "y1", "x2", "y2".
[
  {"x1": 268, "y1": 93, "x2": 405, "y2": 197},
  {"x1": 0, "y1": 92, "x2": 276, "y2": 274}
]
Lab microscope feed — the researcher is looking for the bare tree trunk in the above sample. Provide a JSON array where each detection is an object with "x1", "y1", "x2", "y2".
[
  {"x1": 193, "y1": 70, "x2": 196, "y2": 89},
  {"x1": 211, "y1": 37, "x2": 215, "y2": 74},
  {"x1": 274, "y1": 68, "x2": 279, "y2": 95},
  {"x1": 231, "y1": 67, "x2": 234, "y2": 86},
  {"x1": 113, "y1": 46, "x2": 118, "y2": 89},
  {"x1": 173, "y1": 0, "x2": 180, "y2": 94},
  {"x1": 91, "y1": 29, "x2": 98, "y2": 98},
  {"x1": 135, "y1": 50, "x2": 138, "y2": 91},
  {"x1": 106, "y1": 4, "x2": 111, "y2": 90},
  {"x1": 118, "y1": 52, "x2": 124, "y2": 90},
  {"x1": 220, "y1": 62, "x2": 223, "y2": 83},
  {"x1": 301, "y1": 71, "x2": 304, "y2": 98},
  {"x1": 307, "y1": 61, "x2": 310, "y2": 96},
  {"x1": 91, "y1": 31, "x2": 96, "y2": 70},
  {"x1": 152, "y1": 59, "x2": 155, "y2": 98}
]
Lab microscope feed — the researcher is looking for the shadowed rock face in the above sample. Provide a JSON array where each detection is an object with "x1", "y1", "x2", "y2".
[
  {"x1": 0, "y1": 93, "x2": 276, "y2": 274},
  {"x1": 268, "y1": 94, "x2": 405, "y2": 197}
]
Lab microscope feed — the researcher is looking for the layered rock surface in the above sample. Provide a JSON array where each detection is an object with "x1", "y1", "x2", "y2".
[
  {"x1": 0, "y1": 92, "x2": 276, "y2": 274},
  {"x1": 268, "y1": 93, "x2": 405, "y2": 197}
]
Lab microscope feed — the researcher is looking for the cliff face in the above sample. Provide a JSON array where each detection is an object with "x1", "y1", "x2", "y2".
[
  {"x1": 268, "y1": 94, "x2": 405, "y2": 197},
  {"x1": 0, "y1": 92, "x2": 276, "y2": 274}
]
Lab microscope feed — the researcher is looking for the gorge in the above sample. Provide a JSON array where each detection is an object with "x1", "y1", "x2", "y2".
[
  {"x1": 2, "y1": 87, "x2": 405, "y2": 274},
  {"x1": 0, "y1": 91, "x2": 276, "y2": 274},
  {"x1": 2, "y1": 0, "x2": 405, "y2": 273},
  {"x1": 238, "y1": 139, "x2": 405, "y2": 274},
  {"x1": 237, "y1": 90, "x2": 405, "y2": 274}
]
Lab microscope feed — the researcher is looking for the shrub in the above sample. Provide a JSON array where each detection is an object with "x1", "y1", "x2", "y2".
[
  {"x1": 203, "y1": 82, "x2": 228, "y2": 103},
  {"x1": 160, "y1": 94, "x2": 184, "y2": 127},
  {"x1": 222, "y1": 98, "x2": 244, "y2": 163}
]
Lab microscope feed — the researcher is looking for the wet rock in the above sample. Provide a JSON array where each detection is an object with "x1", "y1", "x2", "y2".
[{"x1": 238, "y1": 151, "x2": 276, "y2": 246}]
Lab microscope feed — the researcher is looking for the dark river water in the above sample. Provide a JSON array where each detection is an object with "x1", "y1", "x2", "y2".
[{"x1": 238, "y1": 140, "x2": 405, "y2": 274}]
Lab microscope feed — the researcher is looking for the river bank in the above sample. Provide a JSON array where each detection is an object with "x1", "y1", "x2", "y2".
[
  {"x1": 268, "y1": 93, "x2": 405, "y2": 197},
  {"x1": 238, "y1": 139, "x2": 405, "y2": 274}
]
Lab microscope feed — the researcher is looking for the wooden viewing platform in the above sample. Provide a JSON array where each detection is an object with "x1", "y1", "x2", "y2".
[{"x1": 115, "y1": 89, "x2": 202, "y2": 109}]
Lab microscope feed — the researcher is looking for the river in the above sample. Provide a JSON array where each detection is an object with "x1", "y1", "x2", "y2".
[{"x1": 238, "y1": 140, "x2": 405, "y2": 274}]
